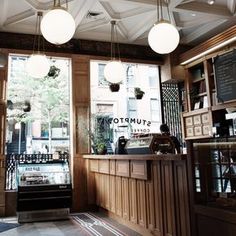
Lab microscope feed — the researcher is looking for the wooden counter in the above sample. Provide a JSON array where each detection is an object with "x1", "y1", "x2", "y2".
[{"x1": 83, "y1": 154, "x2": 191, "y2": 236}]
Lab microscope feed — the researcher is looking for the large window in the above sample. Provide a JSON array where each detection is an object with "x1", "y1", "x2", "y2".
[
  {"x1": 6, "y1": 54, "x2": 71, "y2": 155},
  {"x1": 90, "y1": 60, "x2": 162, "y2": 153}
]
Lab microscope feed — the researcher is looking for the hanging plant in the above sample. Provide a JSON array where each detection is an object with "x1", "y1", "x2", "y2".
[
  {"x1": 134, "y1": 87, "x2": 145, "y2": 99},
  {"x1": 47, "y1": 65, "x2": 60, "y2": 79},
  {"x1": 109, "y1": 83, "x2": 120, "y2": 92}
]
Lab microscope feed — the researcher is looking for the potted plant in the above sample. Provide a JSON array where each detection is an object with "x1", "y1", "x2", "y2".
[
  {"x1": 134, "y1": 87, "x2": 145, "y2": 99},
  {"x1": 47, "y1": 65, "x2": 60, "y2": 79},
  {"x1": 109, "y1": 83, "x2": 120, "y2": 92}
]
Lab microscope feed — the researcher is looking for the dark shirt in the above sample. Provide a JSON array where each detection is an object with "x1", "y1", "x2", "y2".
[{"x1": 170, "y1": 135, "x2": 181, "y2": 154}]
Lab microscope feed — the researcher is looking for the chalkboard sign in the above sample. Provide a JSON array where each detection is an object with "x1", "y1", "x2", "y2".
[{"x1": 214, "y1": 49, "x2": 236, "y2": 103}]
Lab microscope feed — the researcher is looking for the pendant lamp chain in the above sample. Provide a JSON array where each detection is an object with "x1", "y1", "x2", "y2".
[
  {"x1": 53, "y1": 0, "x2": 68, "y2": 10},
  {"x1": 110, "y1": 21, "x2": 121, "y2": 61},
  {"x1": 33, "y1": 12, "x2": 45, "y2": 54}
]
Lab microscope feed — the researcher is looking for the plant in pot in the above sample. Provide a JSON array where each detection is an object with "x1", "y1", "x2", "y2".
[{"x1": 134, "y1": 87, "x2": 145, "y2": 99}]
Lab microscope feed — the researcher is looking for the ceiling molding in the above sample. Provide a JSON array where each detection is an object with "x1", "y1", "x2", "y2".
[
  {"x1": 0, "y1": 0, "x2": 8, "y2": 27},
  {"x1": 181, "y1": 19, "x2": 228, "y2": 44},
  {"x1": 227, "y1": 0, "x2": 236, "y2": 14},
  {"x1": 4, "y1": 9, "x2": 35, "y2": 26},
  {"x1": 180, "y1": 25, "x2": 236, "y2": 64},
  {"x1": 24, "y1": 0, "x2": 74, "y2": 11},
  {"x1": 73, "y1": 0, "x2": 95, "y2": 28},
  {"x1": 128, "y1": 11, "x2": 155, "y2": 41},
  {"x1": 77, "y1": 18, "x2": 109, "y2": 33},
  {"x1": 175, "y1": 1, "x2": 232, "y2": 17}
]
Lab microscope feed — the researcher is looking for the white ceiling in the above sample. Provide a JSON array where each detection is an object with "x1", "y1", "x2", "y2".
[{"x1": 0, "y1": 0, "x2": 236, "y2": 47}]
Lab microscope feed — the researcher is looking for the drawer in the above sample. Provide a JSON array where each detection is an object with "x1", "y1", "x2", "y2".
[
  {"x1": 194, "y1": 126, "x2": 202, "y2": 136},
  {"x1": 203, "y1": 125, "x2": 211, "y2": 135},
  {"x1": 193, "y1": 115, "x2": 201, "y2": 125},
  {"x1": 201, "y1": 113, "x2": 209, "y2": 124},
  {"x1": 130, "y1": 161, "x2": 147, "y2": 180},
  {"x1": 99, "y1": 160, "x2": 109, "y2": 174},
  {"x1": 116, "y1": 160, "x2": 129, "y2": 177},
  {"x1": 185, "y1": 117, "x2": 193, "y2": 127},
  {"x1": 186, "y1": 127, "x2": 194, "y2": 137},
  {"x1": 90, "y1": 160, "x2": 98, "y2": 172}
]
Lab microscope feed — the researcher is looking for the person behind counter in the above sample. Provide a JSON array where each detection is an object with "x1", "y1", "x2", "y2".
[{"x1": 160, "y1": 123, "x2": 181, "y2": 154}]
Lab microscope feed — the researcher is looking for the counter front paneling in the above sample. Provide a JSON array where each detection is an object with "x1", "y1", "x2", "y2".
[{"x1": 83, "y1": 154, "x2": 190, "y2": 236}]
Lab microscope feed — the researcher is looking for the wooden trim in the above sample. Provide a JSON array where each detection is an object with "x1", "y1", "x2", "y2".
[
  {"x1": 180, "y1": 25, "x2": 236, "y2": 64},
  {"x1": 83, "y1": 154, "x2": 187, "y2": 161}
]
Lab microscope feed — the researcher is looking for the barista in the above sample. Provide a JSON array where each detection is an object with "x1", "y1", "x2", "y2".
[{"x1": 160, "y1": 124, "x2": 181, "y2": 154}]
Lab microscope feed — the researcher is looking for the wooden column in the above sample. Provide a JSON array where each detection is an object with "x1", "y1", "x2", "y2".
[
  {"x1": 71, "y1": 55, "x2": 90, "y2": 212},
  {"x1": 0, "y1": 53, "x2": 8, "y2": 216}
]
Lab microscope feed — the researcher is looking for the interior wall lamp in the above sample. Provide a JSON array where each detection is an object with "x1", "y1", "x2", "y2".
[
  {"x1": 41, "y1": 0, "x2": 75, "y2": 45},
  {"x1": 26, "y1": 12, "x2": 50, "y2": 78},
  {"x1": 148, "y1": 0, "x2": 180, "y2": 54},
  {"x1": 104, "y1": 21, "x2": 125, "y2": 84}
]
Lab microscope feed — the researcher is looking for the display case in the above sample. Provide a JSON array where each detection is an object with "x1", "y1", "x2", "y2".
[
  {"x1": 192, "y1": 137, "x2": 236, "y2": 209},
  {"x1": 16, "y1": 160, "x2": 72, "y2": 223}
]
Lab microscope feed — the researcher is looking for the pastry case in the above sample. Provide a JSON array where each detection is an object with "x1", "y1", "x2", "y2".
[{"x1": 16, "y1": 159, "x2": 72, "y2": 223}]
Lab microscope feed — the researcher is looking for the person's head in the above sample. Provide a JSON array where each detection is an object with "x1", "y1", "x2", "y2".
[{"x1": 160, "y1": 123, "x2": 170, "y2": 135}]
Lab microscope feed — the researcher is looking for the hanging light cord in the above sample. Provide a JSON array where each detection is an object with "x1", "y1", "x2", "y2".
[
  {"x1": 32, "y1": 12, "x2": 45, "y2": 54},
  {"x1": 54, "y1": 0, "x2": 68, "y2": 10},
  {"x1": 110, "y1": 20, "x2": 121, "y2": 61},
  {"x1": 165, "y1": 0, "x2": 171, "y2": 22}
]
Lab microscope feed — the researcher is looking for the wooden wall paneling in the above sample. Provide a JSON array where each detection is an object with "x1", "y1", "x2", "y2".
[
  {"x1": 129, "y1": 178, "x2": 138, "y2": 224},
  {"x1": 72, "y1": 156, "x2": 88, "y2": 212},
  {"x1": 74, "y1": 105, "x2": 90, "y2": 155},
  {"x1": 86, "y1": 160, "x2": 96, "y2": 205},
  {"x1": 161, "y1": 161, "x2": 176, "y2": 236},
  {"x1": 95, "y1": 173, "x2": 100, "y2": 206},
  {"x1": 137, "y1": 180, "x2": 147, "y2": 228},
  {"x1": 109, "y1": 175, "x2": 116, "y2": 213},
  {"x1": 99, "y1": 160, "x2": 109, "y2": 174},
  {"x1": 72, "y1": 55, "x2": 90, "y2": 104},
  {"x1": 110, "y1": 160, "x2": 116, "y2": 175},
  {"x1": 0, "y1": 69, "x2": 7, "y2": 101},
  {"x1": 100, "y1": 174, "x2": 105, "y2": 208},
  {"x1": 130, "y1": 161, "x2": 147, "y2": 180},
  {"x1": 153, "y1": 161, "x2": 163, "y2": 236},
  {"x1": 115, "y1": 176, "x2": 122, "y2": 217},
  {"x1": 146, "y1": 164, "x2": 155, "y2": 232},
  {"x1": 121, "y1": 177, "x2": 129, "y2": 221},
  {"x1": 173, "y1": 161, "x2": 191, "y2": 236},
  {"x1": 116, "y1": 160, "x2": 130, "y2": 177},
  {"x1": 104, "y1": 174, "x2": 110, "y2": 210}
]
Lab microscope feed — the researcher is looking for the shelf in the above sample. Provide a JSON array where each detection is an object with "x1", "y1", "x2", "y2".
[
  {"x1": 195, "y1": 92, "x2": 207, "y2": 97},
  {"x1": 192, "y1": 77, "x2": 205, "y2": 83}
]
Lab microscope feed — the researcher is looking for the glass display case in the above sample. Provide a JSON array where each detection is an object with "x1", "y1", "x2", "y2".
[
  {"x1": 193, "y1": 137, "x2": 236, "y2": 210},
  {"x1": 17, "y1": 161, "x2": 70, "y2": 186},
  {"x1": 16, "y1": 160, "x2": 72, "y2": 223}
]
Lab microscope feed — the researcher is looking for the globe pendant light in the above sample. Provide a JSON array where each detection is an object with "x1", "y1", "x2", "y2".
[
  {"x1": 148, "y1": 0, "x2": 180, "y2": 54},
  {"x1": 41, "y1": 0, "x2": 75, "y2": 45},
  {"x1": 104, "y1": 21, "x2": 125, "y2": 84},
  {"x1": 26, "y1": 12, "x2": 50, "y2": 78}
]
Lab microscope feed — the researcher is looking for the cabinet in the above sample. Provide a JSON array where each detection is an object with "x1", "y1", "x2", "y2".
[
  {"x1": 181, "y1": 48, "x2": 236, "y2": 140},
  {"x1": 189, "y1": 137, "x2": 236, "y2": 236},
  {"x1": 16, "y1": 160, "x2": 72, "y2": 223}
]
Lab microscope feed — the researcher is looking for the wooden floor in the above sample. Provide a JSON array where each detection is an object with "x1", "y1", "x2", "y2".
[{"x1": 0, "y1": 217, "x2": 91, "y2": 236}]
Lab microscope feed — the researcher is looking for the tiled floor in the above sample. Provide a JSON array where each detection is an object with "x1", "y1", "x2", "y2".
[
  {"x1": 0, "y1": 217, "x2": 90, "y2": 236},
  {"x1": 0, "y1": 213, "x2": 141, "y2": 236}
]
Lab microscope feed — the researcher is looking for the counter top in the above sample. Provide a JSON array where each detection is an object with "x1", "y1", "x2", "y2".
[{"x1": 83, "y1": 154, "x2": 186, "y2": 161}]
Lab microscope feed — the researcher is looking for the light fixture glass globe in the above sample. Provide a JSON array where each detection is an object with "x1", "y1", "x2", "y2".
[
  {"x1": 26, "y1": 54, "x2": 50, "y2": 78},
  {"x1": 148, "y1": 21, "x2": 180, "y2": 54},
  {"x1": 104, "y1": 60, "x2": 125, "y2": 84},
  {"x1": 41, "y1": 8, "x2": 75, "y2": 45}
]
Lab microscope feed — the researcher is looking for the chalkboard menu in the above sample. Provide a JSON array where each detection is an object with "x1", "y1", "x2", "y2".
[{"x1": 214, "y1": 49, "x2": 236, "y2": 103}]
